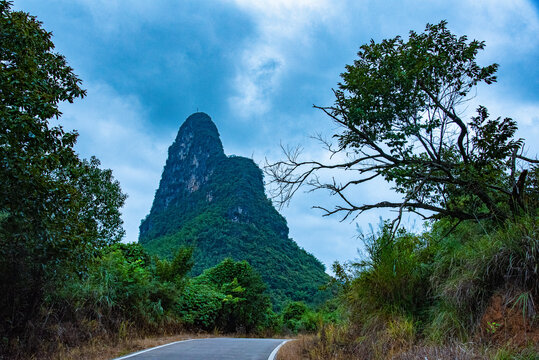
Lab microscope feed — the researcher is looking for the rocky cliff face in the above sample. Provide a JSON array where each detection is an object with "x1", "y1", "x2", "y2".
[
  {"x1": 139, "y1": 113, "x2": 328, "y2": 308},
  {"x1": 139, "y1": 113, "x2": 226, "y2": 239},
  {"x1": 151, "y1": 113, "x2": 224, "y2": 208}
]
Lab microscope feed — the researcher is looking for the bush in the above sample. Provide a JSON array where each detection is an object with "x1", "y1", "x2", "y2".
[
  {"x1": 195, "y1": 258, "x2": 272, "y2": 333},
  {"x1": 52, "y1": 250, "x2": 173, "y2": 331},
  {"x1": 176, "y1": 282, "x2": 224, "y2": 331},
  {"x1": 280, "y1": 301, "x2": 332, "y2": 333},
  {"x1": 336, "y1": 223, "x2": 431, "y2": 328},
  {"x1": 282, "y1": 301, "x2": 308, "y2": 332}
]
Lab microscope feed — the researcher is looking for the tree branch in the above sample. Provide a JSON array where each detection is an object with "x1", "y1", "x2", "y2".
[{"x1": 419, "y1": 82, "x2": 470, "y2": 164}]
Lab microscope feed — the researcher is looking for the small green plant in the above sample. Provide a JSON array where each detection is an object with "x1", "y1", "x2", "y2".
[{"x1": 486, "y1": 321, "x2": 501, "y2": 334}]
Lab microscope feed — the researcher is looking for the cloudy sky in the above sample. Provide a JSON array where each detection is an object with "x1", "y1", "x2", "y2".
[{"x1": 14, "y1": 0, "x2": 539, "y2": 271}]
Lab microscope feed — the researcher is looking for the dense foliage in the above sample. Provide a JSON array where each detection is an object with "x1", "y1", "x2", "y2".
[
  {"x1": 282, "y1": 218, "x2": 538, "y2": 359},
  {"x1": 52, "y1": 247, "x2": 275, "y2": 335},
  {"x1": 140, "y1": 113, "x2": 330, "y2": 309},
  {"x1": 0, "y1": 0, "x2": 126, "y2": 348},
  {"x1": 308, "y1": 216, "x2": 538, "y2": 359},
  {"x1": 192, "y1": 258, "x2": 271, "y2": 332}
]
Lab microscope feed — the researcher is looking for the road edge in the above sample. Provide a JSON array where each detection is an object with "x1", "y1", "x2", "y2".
[
  {"x1": 112, "y1": 339, "x2": 197, "y2": 360},
  {"x1": 267, "y1": 339, "x2": 291, "y2": 360}
]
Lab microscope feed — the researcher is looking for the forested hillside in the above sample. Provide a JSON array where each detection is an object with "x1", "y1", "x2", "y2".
[{"x1": 140, "y1": 113, "x2": 329, "y2": 309}]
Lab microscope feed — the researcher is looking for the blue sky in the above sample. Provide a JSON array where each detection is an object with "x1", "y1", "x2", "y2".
[{"x1": 14, "y1": 0, "x2": 539, "y2": 271}]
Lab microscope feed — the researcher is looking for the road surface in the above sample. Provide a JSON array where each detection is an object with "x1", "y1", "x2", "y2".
[{"x1": 113, "y1": 338, "x2": 288, "y2": 360}]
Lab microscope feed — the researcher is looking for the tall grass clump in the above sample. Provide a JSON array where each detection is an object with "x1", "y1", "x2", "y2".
[
  {"x1": 322, "y1": 223, "x2": 433, "y2": 358},
  {"x1": 337, "y1": 223, "x2": 431, "y2": 325}
]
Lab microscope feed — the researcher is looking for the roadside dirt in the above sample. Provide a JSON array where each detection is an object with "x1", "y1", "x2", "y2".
[{"x1": 477, "y1": 293, "x2": 539, "y2": 347}]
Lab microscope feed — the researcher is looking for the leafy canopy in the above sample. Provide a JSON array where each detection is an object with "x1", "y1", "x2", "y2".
[
  {"x1": 266, "y1": 21, "x2": 538, "y2": 227},
  {"x1": 0, "y1": 0, "x2": 126, "y2": 337}
]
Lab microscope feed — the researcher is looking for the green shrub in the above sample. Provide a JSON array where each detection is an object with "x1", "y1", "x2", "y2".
[
  {"x1": 195, "y1": 258, "x2": 272, "y2": 333},
  {"x1": 109, "y1": 243, "x2": 151, "y2": 267},
  {"x1": 176, "y1": 281, "x2": 223, "y2": 330},
  {"x1": 300, "y1": 310, "x2": 323, "y2": 332},
  {"x1": 262, "y1": 309, "x2": 282, "y2": 334},
  {"x1": 280, "y1": 301, "x2": 329, "y2": 333},
  {"x1": 338, "y1": 223, "x2": 431, "y2": 327},
  {"x1": 53, "y1": 251, "x2": 167, "y2": 329},
  {"x1": 282, "y1": 301, "x2": 308, "y2": 332},
  {"x1": 154, "y1": 246, "x2": 194, "y2": 284},
  {"x1": 49, "y1": 246, "x2": 198, "y2": 335}
]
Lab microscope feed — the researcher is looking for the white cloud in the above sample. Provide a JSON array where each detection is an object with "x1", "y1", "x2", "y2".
[
  {"x1": 228, "y1": 0, "x2": 334, "y2": 36},
  {"x1": 229, "y1": 46, "x2": 284, "y2": 118},
  {"x1": 459, "y1": 0, "x2": 539, "y2": 56},
  {"x1": 225, "y1": 0, "x2": 335, "y2": 118}
]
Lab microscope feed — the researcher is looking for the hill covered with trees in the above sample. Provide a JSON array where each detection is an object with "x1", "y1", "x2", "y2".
[{"x1": 139, "y1": 112, "x2": 329, "y2": 309}]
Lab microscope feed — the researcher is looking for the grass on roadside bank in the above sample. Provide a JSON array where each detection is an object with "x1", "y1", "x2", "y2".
[
  {"x1": 276, "y1": 331, "x2": 539, "y2": 360},
  {"x1": 274, "y1": 214, "x2": 539, "y2": 360}
]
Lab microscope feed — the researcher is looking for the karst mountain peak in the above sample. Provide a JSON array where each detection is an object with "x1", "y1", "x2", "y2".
[
  {"x1": 139, "y1": 113, "x2": 329, "y2": 309},
  {"x1": 146, "y1": 112, "x2": 225, "y2": 215}
]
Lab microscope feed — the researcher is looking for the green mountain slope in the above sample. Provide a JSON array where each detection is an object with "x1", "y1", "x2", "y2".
[{"x1": 139, "y1": 113, "x2": 329, "y2": 308}]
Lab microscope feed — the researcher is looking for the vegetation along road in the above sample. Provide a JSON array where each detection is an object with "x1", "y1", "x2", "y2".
[{"x1": 113, "y1": 338, "x2": 288, "y2": 360}]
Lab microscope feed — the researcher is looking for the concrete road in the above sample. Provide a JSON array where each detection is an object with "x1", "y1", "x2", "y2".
[{"x1": 113, "y1": 338, "x2": 288, "y2": 360}]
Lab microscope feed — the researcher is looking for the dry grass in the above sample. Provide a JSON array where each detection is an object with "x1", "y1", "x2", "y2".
[
  {"x1": 392, "y1": 343, "x2": 485, "y2": 360},
  {"x1": 276, "y1": 336, "x2": 315, "y2": 360},
  {"x1": 276, "y1": 334, "x2": 539, "y2": 360},
  {"x1": 276, "y1": 336, "x2": 472, "y2": 360},
  {"x1": 44, "y1": 333, "x2": 211, "y2": 360}
]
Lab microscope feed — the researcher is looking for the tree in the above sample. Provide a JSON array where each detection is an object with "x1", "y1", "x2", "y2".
[
  {"x1": 281, "y1": 301, "x2": 308, "y2": 332},
  {"x1": 196, "y1": 258, "x2": 271, "y2": 332},
  {"x1": 0, "y1": 0, "x2": 126, "y2": 339},
  {"x1": 155, "y1": 246, "x2": 195, "y2": 284},
  {"x1": 266, "y1": 21, "x2": 538, "y2": 229}
]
